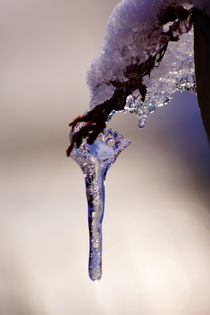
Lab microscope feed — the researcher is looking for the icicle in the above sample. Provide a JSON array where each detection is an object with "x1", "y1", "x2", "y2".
[{"x1": 70, "y1": 128, "x2": 131, "y2": 280}]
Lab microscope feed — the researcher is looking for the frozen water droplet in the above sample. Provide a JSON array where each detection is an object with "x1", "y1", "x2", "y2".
[
  {"x1": 138, "y1": 119, "x2": 146, "y2": 128},
  {"x1": 70, "y1": 128, "x2": 131, "y2": 280},
  {"x1": 107, "y1": 139, "x2": 116, "y2": 147},
  {"x1": 124, "y1": 95, "x2": 136, "y2": 113}
]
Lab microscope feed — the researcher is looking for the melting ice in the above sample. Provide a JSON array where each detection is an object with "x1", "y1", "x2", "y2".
[
  {"x1": 69, "y1": 0, "x2": 199, "y2": 280},
  {"x1": 70, "y1": 128, "x2": 130, "y2": 280}
]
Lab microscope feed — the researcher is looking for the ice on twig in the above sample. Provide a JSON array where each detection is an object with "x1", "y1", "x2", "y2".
[{"x1": 68, "y1": 0, "x2": 203, "y2": 280}]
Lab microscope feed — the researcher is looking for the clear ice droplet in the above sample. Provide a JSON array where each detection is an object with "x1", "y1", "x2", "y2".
[
  {"x1": 138, "y1": 119, "x2": 146, "y2": 128},
  {"x1": 70, "y1": 128, "x2": 131, "y2": 280},
  {"x1": 122, "y1": 30, "x2": 196, "y2": 128}
]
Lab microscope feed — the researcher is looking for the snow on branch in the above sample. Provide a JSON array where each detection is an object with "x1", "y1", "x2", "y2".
[{"x1": 67, "y1": 0, "x2": 197, "y2": 155}]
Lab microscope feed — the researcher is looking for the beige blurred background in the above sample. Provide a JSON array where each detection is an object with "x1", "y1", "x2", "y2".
[{"x1": 0, "y1": 1, "x2": 210, "y2": 314}]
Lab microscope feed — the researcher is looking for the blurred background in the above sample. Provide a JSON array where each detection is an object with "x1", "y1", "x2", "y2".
[{"x1": 0, "y1": 0, "x2": 210, "y2": 314}]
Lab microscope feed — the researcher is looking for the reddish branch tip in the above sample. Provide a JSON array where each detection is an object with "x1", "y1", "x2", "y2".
[{"x1": 66, "y1": 143, "x2": 74, "y2": 157}]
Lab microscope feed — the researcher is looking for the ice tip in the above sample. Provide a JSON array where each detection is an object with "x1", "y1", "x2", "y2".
[
  {"x1": 89, "y1": 271, "x2": 102, "y2": 281},
  {"x1": 89, "y1": 260, "x2": 102, "y2": 281}
]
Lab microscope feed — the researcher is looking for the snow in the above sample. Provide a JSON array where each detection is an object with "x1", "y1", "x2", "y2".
[{"x1": 86, "y1": 0, "x2": 193, "y2": 109}]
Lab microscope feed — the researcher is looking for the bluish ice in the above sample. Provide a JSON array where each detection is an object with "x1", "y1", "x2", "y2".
[{"x1": 70, "y1": 128, "x2": 131, "y2": 280}]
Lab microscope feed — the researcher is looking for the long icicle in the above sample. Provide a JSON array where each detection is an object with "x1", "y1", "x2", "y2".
[{"x1": 70, "y1": 127, "x2": 131, "y2": 280}]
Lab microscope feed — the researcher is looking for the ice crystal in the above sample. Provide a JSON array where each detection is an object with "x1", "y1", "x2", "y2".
[{"x1": 124, "y1": 29, "x2": 196, "y2": 128}]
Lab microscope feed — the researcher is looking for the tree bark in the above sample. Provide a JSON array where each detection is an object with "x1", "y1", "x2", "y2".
[{"x1": 194, "y1": 9, "x2": 210, "y2": 142}]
